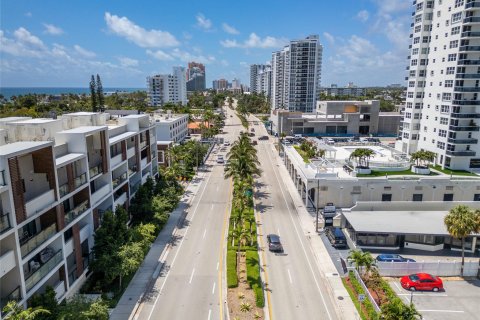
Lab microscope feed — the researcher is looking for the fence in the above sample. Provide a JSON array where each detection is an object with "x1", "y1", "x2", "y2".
[
  {"x1": 377, "y1": 260, "x2": 479, "y2": 277},
  {"x1": 348, "y1": 268, "x2": 381, "y2": 313}
]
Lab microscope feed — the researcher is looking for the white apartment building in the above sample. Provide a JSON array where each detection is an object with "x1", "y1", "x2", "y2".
[
  {"x1": 250, "y1": 64, "x2": 272, "y2": 98},
  {"x1": 0, "y1": 112, "x2": 158, "y2": 317},
  {"x1": 271, "y1": 35, "x2": 323, "y2": 113},
  {"x1": 400, "y1": 0, "x2": 480, "y2": 170},
  {"x1": 152, "y1": 111, "x2": 189, "y2": 143},
  {"x1": 147, "y1": 66, "x2": 187, "y2": 107}
]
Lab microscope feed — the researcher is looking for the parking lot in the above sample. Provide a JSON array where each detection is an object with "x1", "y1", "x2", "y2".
[{"x1": 388, "y1": 277, "x2": 480, "y2": 320}]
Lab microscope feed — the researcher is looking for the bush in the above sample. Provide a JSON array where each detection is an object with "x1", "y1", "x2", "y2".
[
  {"x1": 227, "y1": 250, "x2": 238, "y2": 288},
  {"x1": 342, "y1": 278, "x2": 367, "y2": 320},
  {"x1": 245, "y1": 250, "x2": 264, "y2": 307},
  {"x1": 348, "y1": 271, "x2": 379, "y2": 320}
]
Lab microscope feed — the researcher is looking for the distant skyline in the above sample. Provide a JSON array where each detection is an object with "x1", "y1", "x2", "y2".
[{"x1": 1, "y1": 0, "x2": 411, "y2": 88}]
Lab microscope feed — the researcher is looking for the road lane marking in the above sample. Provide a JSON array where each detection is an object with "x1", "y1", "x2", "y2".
[
  {"x1": 208, "y1": 309, "x2": 212, "y2": 320},
  {"x1": 212, "y1": 282, "x2": 216, "y2": 294},
  {"x1": 203, "y1": 228, "x2": 207, "y2": 239},
  {"x1": 146, "y1": 166, "x2": 214, "y2": 320},
  {"x1": 218, "y1": 179, "x2": 233, "y2": 320},
  {"x1": 393, "y1": 281, "x2": 402, "y2": 291},
  {"x1": 264, "y1": 144, "x2": 333, "y2": 320},
  {"x1": 211, "y1": 204, "x2": 214, "y2": 210},
  {"x1": 216, "y1": 262, "x2": 219, "y2": 270},
  {"x1": 189, "y1": 268, "x2": 195, "y2": 284},
  {"x1": 418, "y1": 310, "x2": 464, "y2": 313},
  {"x1": 287, "y1": 269, "x2": 293, "y2": 284},
  {"x1": 277, "y1": 228, "x2": 281, "y2": 236}
]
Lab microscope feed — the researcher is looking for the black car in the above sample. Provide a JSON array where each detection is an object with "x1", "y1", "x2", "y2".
[
  {"x1": 258, "y1": 136, "x2": 269, "y2": 140},
  {"x1": 325, "y1": 227, "x2": 347, "y2": 248},
  {"x1": 267, "y1": 234, "x2": 283, "y2": 252}
]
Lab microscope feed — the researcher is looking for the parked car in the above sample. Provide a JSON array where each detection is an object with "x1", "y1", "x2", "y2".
[
  {"x1": 325, "y1": 227, "x2": 347, "y2": 248},
  {"x1": 400, "y1": 273, "x2": 443, "y2": 292},
  {"x1": 224, "y1": 141, "x2": 230, "y2": 146},
  {"x1": 216, "y1": 155, "x2": 224, "y2": 164},
  {"x1": 267, "y1": 234, "x2": 284, "y2": 252},
  {"x1": 376, "y1": 254, "x2": 416, "y2": 263},
  {"x1": 252, "y1": 140, "x2": 258, "y2": 146},
  {"x1": 251, "y1": 128, "x2": 255, "y2": 132},
  {"x1": 258, "y1": 136, "x2": 269, "y2": 140}
]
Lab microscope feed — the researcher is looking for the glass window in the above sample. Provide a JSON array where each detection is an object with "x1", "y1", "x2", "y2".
[
  {"x1": 443, "y1": 193, "x2": 454, "y2": 201},
  {"x1": 382, "y1": 194, "x2": 392, "y2": 202},
  {"x1": 412, "y1": 194, "x2": 423, "y2": 201}
]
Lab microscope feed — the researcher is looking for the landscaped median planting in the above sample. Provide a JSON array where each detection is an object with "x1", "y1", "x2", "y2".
[
  {"x1": 246, "y1": 250, "x2": 265, "y2": 308},
  {"x1": 227, "y1": 250, "x2": 238, "y2": 288}
]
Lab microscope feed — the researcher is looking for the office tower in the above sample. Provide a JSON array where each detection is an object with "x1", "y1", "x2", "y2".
[
  {"x1": 186, "y1": 62, "x2": 206, "y2": 92},
  {"x1": 147, "y1": 66, "x2": 187, "y2": 107},
  {"x1": 400, "y1": 0, "x2": 480, "y2": 170},
  {"x1": 271, "y1": 35, "x2": 323, "y2": 112},
  {"x1": 250, "y1": 64, "x2": 273, "y2": 97}
]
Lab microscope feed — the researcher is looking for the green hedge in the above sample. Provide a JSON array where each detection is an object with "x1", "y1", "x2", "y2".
[
  {"x1": 342, "y1": 278, "x2": 367, "y2": 320},
  {"x1": 348, "y1": 271, "x2": 379, "y2": 320},
  {"x1": 226, "y1": 250, "x2": 238, "y2": 288},
  {"x1": 246, "y1": 250, "x2": 264, "y2": 307}
]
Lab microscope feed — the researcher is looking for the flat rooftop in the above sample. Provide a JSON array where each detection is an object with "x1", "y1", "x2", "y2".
[
  {"x1": 9, "y1": 118, "x2": 60, "y2": 124},
  {"x1": 58, "y1": 126, "x2": 106, "y2": 134},
  {"x1": 0, "y1": 141, "x2": 52, "y2": 157}
]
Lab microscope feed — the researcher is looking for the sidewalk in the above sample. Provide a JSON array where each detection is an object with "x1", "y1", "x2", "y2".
[
  {"x1": 269, "y1": 143, "x2": 359, "y2": 319},
  {"x1": 110, "y1": 167, "x2": 210, "y2": 320}
]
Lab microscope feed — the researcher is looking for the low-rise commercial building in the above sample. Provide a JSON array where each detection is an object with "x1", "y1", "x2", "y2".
[
  {"x1": 272, "y1": 100, "x2": 401, "y2": 137},
  {"x1": 0, "y1": 112, "x2": 158, "y2": 315},
  {"x1": 151, "y1": 111, "x2": 188, "y2": 144}
]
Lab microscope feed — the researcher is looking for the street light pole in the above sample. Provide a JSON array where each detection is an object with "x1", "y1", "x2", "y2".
[{"x1": 316, "y1": 179, "x2": 320, "y2": 232}]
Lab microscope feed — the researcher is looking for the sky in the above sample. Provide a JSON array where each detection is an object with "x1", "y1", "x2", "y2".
[{"x1": 0, "y1": 0, "x2": 412, "y2": 88}]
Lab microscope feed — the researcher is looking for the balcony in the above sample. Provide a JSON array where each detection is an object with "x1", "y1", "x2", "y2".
[
  {"x1": 454, "y1": 86, "x2": 480, "y2": 92},
  {"x1": 91, "y1": 184, "x2": 110, "y2": 205},
  {"x1": 457, "y1": 59, "x2": 480, "y2": 65},
  {"x1": 141, "y1": 157, "x2": 148, "y2": 168},
  {"x1": 64, "y1": 200, "x2": 89, "y2": 226},
  {"x1": 20, "y1": 223, "x2": 57, "y2": 258},
  {"x1": 447, "y1": 138, "x2": 479, "y2": 144},
  {"x1": 461, "y1": 31, "x2": 480, "y2": 38},
  {"x1": 53, "y1": 280, "x2": 66, "y2": 300},
  {"x1": 0, "y1": 250, "x2": 16, "y2": 277},
  {"x1": 446, "y1": 150, "x2": 476, "y2": 156},
  {"x1": 0, "y1": 170, "x2": 6, "y2": 187},
  {"x1": 25, "y1": 249, "x2": 63, "y2": 292},
  {"x1": 139, "y1": 140, "x2": 147, "y2": 150},
  {"x1": 459, "y1": 45, "x2": 480, "y2": 52},
  {"x1": 451, "y1": 113, "x2": 480, "y2": 118},
  {"x1": 0, "y1": 286, "x2": 21, "y2": 314},
  {"x1": 449, "y1": 125, "x2": 480, "y2": 131},
  {"x1": 0, "y1": 212, "x2": 11, "y2": 234},
  {"x1": 456, "y1": 73, "x2": 480, "y2": 79},
  {"x1": 127, "y1": 146, "x2": 136, "y2": 159},
  {"x1": 464, "y1": 17, "x2": 480, "y2": 23},
  {"x1": 59, "y1": 183, "x2": 69, "y2": 198},
  {"x1": 113, "y1": 192, "x2": 127, "y2": 207},
  {"x1": 112, "y1": 172, "x2": 128, "y2": 189},
  {"x1": 74, "y1": 172, "x2": 87, "y2": 189},
  {"x1": 466, "y1": 1, "x2": 480, "y2": 8},
  {"x1": 89, "y1": 164, "x2": 103, "y2": 179},
  {"x1": 452, "y1": 100, "x2": 480, "y2": 106},
  {"x1": 25, "y1": 190, "x2": 55, "y2": 217},
  {"x1": 110, "y1": 153, "x2": 123, "y2": 168}
]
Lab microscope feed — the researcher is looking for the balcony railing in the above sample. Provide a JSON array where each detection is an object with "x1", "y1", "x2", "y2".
[
  {"x1": 25, "y1": 189, "x2": 55, "y2": 217},
  {"x1": 0, "y1": 212, "x2": 11, "y2": 234},
  {"x1": 456, "y1": 73, "x2": 480, "y2": 79},
  {"x1": 91, "y1": 184, "x2": 110, "y2": 205},
  {"x1": 25, "y1": 249, "x2": 63, "y2": 292},
  {"x1": 64, "y1": 200, "x2": 89, "y2": 225},
  {"x1": 139, "y1": 140, "x2": 147, "y2": 149},
  {"x1": 449, "y1": 125, "x2": 480, "y2": 131},
  {"x1": 446, "y1": 150, "x2": 476, "y2": 156},
  {"x1": 459, "y1": 45, "x2": 480, "y2": 52},
  {"x1": 0, "y1": 286, "x2": 21, "y2": 314},
  {"x1": 112, "y1": 172, "x2": 128, "y2": 189},
  {"x1": 74, "y1": 172, "x2": 87, "y2": 189},
  {"x1": 450, "y1": 113, "x2": 480, "y2": 118},
  {"x1": 452, "y1": 100, "x2": 480, "y2": 106},
  {"x1": 447, "y1": 138, "x2": 478, "y2": 144},
  {"x1": 20, "y1": 224, "x2": 57, "y2": 258},
  {"x1": 454, "y1": 86, "x2": 480, "y2": 92},
  {"x1": 89, "y1": 164, "x2": 103, "y2": 179},
  {"x1": 59, "y1": 183, "x2": 69, "y2": 198},
  {"x1": 466, "y1": 1, "x2": 480, "y2": 9},
  {"x1": 461, "y1": 31, "x2": 480, "y2": 37},
  {"x1": 464, "y1": 17, "x2": 480, "y2": 23},
  {"x1": 457, "y1": 59, "x2": 480, "y2": 65}
]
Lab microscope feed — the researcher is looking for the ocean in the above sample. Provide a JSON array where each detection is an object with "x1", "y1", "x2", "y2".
[{"x1": 0, "y1": 87, "x2": 146, "y2": 100}]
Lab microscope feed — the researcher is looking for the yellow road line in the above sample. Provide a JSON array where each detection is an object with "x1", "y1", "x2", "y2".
[
  {"x1": 255, "y1": 186, "x2": 273, "y2": 320},
  {"x1": 219, "y1": 178, "x2": 233, "y2": 320}
]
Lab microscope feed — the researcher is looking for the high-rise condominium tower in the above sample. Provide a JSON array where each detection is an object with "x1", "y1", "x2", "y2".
[
  {"x1": 400, "y1": 0, "x2": 480, "y2": 170},
  {"x1": 250, "y1": 64, "x2": 272, "y2": 97},
  {"x1": 271, "y1": 35, "x2": 322, "y2": 112},
  {"x1": 186, "y1": 62, "x2": 206, "y2": 92},
  {"x1": 147, "y1": 67, "x2": 187, "y2": 107}
]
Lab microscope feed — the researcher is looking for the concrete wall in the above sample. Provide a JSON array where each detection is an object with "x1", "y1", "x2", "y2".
[{"x1": 378, "y1": 113, "x2": 401, "y2": 136}]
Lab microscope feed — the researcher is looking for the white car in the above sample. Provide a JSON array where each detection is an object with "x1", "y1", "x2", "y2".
[
  {"x1": 217, "y1": 155, "x2": 224, "y2": 164},
  {"x1": 223, "y1": 141, "x2": 230, "y2": 146}
]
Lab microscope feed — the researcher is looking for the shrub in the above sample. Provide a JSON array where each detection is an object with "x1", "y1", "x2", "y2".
[
  {"x1": 245, "y1": 250, "x2": 264, "y2": 307},
  {"x1": 252, "y1": 284, "x2": 265, "y2": 308},
  {"x1": 227, "y1": 250, "x2": 238, "y2": 288},
  {"x1": 239, "y1": 301, "x2": 252, "y2": 312},
  {"x1": 348, "y1": 271, "x2": 379, "y2": 320}
]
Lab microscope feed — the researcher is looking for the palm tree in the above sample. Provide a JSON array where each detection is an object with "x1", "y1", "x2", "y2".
[
  {"x1": 349, "y1": 148, "x2": 375, "y2": 168},
  {"x1": 2, "y1": 301, "x2": 50, "y2": 320},
  {"x1": 410, "y1": 150, "x2": 436, "y2": 168},
  {"x1": 347, "y1": 249, "x2": 375, "y2": 277},
  {"x1": 237, "y1": 228, "x2": 252, "y2": 252},
  {"x1": 444, "y1": 205, "x2": 480, "y2": 276},
  {"x1": 380, "y1": 298, "x2": 421, "y2": 320}
]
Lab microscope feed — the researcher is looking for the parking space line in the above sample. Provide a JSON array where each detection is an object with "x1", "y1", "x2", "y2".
[
  {"x1": 393, "y1": 281, "x2": 402, "y2": 292},
  {"x1": 287, "y1": 269, "x2": 293, "y2": 284},
  {"x1": 418, "y1": 310, "x2": 464, "y2": 313},
  {"x1": 397, "y1": 293, "x2": 448, "y2": 297}
]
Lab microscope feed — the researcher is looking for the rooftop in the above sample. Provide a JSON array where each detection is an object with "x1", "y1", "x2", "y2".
[
  {"x1": 0, "y1": 141, "x2": 52, "y2": 157},
  {"x1": 9, "y1": 118, "x2": 59, "y2": 124},
  {"x1": 58, "y1": 126, "x2": 106, "y2": 134}
]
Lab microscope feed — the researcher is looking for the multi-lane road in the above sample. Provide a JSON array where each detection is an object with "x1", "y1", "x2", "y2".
[{"x1": 135, "y1": 105, "x2": 340, "y2": 319}]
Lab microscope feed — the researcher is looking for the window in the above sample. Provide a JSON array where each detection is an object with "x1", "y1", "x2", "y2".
[
  {"x1": 442, "y1": 93, "x2": 452, "y2": 101},
  {"x1": 412, "y1": 48, "x2": 419, "y2": 55},
  {"x1": 416, "y1": 2, "x2": 423, "y2": 11},
  {"x1": 408, "y1": 92, "x2": 414, "y2": 98},
  {"x1": 448, "y1": 54, "x2": 457, "y2": 61},
  {"x1": 411, "y1": 59, "x2": 418, "y2": 66},
  {"x1": 437, "y1": 141, "x2": 446, "y2": 149},
  {"x1": 422, "y1": 36, "x2": 430, "y2": 43},
  {"x1": 414, "y1": 25, "x2": 421, "y2": 33},
  {"x1": 449, "y1": 40, "x2": 459, "y2": 48},
  {"x1": 413, "y1": 37, "x2": 420, "y2": 44},
  {"x1": 443, "y1": 194, "x2": 454, "y2": 201},
  {"x1": 440, "y1": 117, "x2": 448, "y2": 125},
  {"x1": 474, "y1": 194, "x2": 480, "y2": 201},
  {"x1": 415, "y1": 14, "x2": 422, "y2": 23},
  {"x1": 451, "y1": 26, "x2": 461, "y2": 35},
  {"x1": 455, "y1": 0, "x2": 464, "y2": 7},
  {"x1": 446, "y1": 66, "x2": 455, "y2": 74},
  {"x1": 382, "y1": 194, "x2": 392, "y2": 202},
  {"x1": 452, "y1": 12, "x2": 462, "y2": 23},
  {"x1": 439, "y1": 129, "x2": 447, "y2": 137},
  {"x1": 158, "y1": 150, "x2": 165, "y2": 163},
  {"x1": 441, "y1": 105, "x2": 450, "y2": 113},
  {"x1": 412, "y1": 194, "x2": 423, "y2": 202},
  {"x1": 445, "y1": 80, "x2": 454, "y2": 87}
]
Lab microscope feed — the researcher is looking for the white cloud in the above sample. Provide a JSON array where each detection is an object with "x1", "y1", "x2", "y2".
[
  {"x1": 222, "y1": 23, "x2": 239, "y2": 35},
  {"x1": 356, "y1": 10, "x2": 369, "y2": 22},
  {"x1": 221, "y1": 33, "x2": 287, "y2": 49},
  {"x1": 43, "y1": 23, "x2": 64, "y2": 35},
  {"x1": 146, "y1": 49, "x2": 173, "y2": 61},
  {"x1": 104, "y1": 12, "x2": 179, "y2": 48},
  {"x1": 118, "y1": 57, "x2": 139, "y2": 67},
  {"x1": 196, "y1": 13, "x2": 212, "y2": 30},
  {"x1": 374, "y1": 0, "x2": 410, "y2": 14},
  {"x1": 74, "y1": 45, "x2": 96, "y2": 58},
  {"x1": 183, "y1": 31, "x2": 192, "y2": 40},
  {"x1": 14, "y1": 27, "x2": 45, "y2": 48},
  {"x1": 0, "y1": 28, "x2": 48, "y2": 58},
  {"x1": 370, "y1": 0, "x2": 411, "y2": 49},
  {"x1": 170, "y1": 48, "x2": 215, "y2": 64},
  {"x1": 323, "y1": 32, "x2": 335, "y2": 44}
]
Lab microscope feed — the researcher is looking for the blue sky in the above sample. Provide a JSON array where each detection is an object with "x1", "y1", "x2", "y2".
[{"x1": 0, "y1": 0, "x2": 412, "y2": 88}]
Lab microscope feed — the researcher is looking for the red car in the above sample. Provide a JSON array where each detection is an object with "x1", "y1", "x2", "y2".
[{"x1": 400, "y1": 273, "x2": 443, "y2": 292}]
